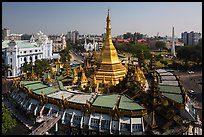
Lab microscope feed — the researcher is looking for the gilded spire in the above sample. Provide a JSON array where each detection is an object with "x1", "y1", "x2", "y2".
[
  {"x1": 47, "y1": 71, "x2": 52, "y2": 82},
  {"x1": 93, "y1": 74, "x2": 97, "y2": 85},
  {"x1": 31, "y1": 66, "x2": 34, "y2": 74},
  {"x1": 79, "y1": 65, "x2": 83, "y2": 71},
  {"x1": 153, "y1": 71, "x2": 157, "y2": 83},
  {"x1": 106, "y1": 9, "x2": 111, "y2": 39},
  {"x1": 30, "y1": 66, "x2": 35, "y2": 80},
  {"x1": 73, "y1": 67, "x2": 78, "y2": 77},
  {"x1": 50, "y1": 65, "x2": 55, "y2": 75},
  {"x1": 95, "y1": 10, "x2": 127, "y2": 86},
  {"x1": 81, "y1": 70, "x2": 87, "y2": 82},
  {"x1": 134, "y1": 66, "x2": 139, "y2": 81},
  {"x1": 100, "y1": 9, "x2": 121, "y2": 64}
]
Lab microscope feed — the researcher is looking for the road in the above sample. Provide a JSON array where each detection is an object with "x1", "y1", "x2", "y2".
[
  {"x1": 69, "y1": 50, "x2": 84, "y2": 63},
  {"x1": 174, "y1": 71, "x2": 202, "y2": 107}
]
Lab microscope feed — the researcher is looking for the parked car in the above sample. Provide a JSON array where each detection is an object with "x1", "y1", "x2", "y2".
[
  {"x1": 188, "y1": 71, "x2": 194, "y2": 74},
  {"x1": 188, "y1": 89, "x2": 195, "y2": 95}
]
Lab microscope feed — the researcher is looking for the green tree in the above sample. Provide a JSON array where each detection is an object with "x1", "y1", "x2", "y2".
[
  {"x1": 2, "y1": 103, "x2": 16, "y2": 135},
  {"x1": 177, "y1": 45, "x2": 202, "y2": 65},
  {"x1": 2, "y1": 64, "x2": 11, "y2": 77},
  {"x1": 115, "y1": 43, "x2": 151, "y2": 59},
  {"x1": 60, "y1": 40, "x2": 73, "y2": 64},
  {"x1": 154, "y1": 41, "x2": 167, "y2": 50},
  {"x1": 22, "y1": 61, "x2": 32, "y2": 73},
  {"x1": 34, "y1": 59, "x2": 50, "y2": 77}
]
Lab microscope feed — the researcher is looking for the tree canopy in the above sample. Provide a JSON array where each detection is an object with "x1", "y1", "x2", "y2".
[
  {"x1": 176, "y1": 44, "x2": 202, "y2": 65},
  {"x1": 154, "y1": 41, "x2": 167, "y2": 50},
  {"x1": 60, "y1": 40, "x2": 72, "y2": 64},
  {"x1": 22, "y1": 59, "x2": 50, "y2": 77},
  {"x1": 115, "y1": 43, "x2": 151, "y2": 59},
  {"x1": 2, "y1": 103, "x2": 16, "y2": 135}
]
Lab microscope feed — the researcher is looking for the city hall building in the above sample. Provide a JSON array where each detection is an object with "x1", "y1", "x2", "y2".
[{"x1": 2, "y1": 31, "x2": 53, "y2": 78}]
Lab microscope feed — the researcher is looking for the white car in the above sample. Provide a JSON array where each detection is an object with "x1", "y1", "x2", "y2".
[
  {"x1": 188, "y1": 71, "x2": 194, "y2": 74},
  {"x1": 188, "y1": 89, "x2": 195, "y2": 94}
]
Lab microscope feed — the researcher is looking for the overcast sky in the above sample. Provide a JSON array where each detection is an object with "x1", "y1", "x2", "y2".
[{"x1": 2, "y1": 2, "x2": 202, "y2": 38}]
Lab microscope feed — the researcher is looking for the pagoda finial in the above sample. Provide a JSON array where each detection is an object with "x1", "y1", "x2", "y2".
[
  {"x1": 47, "y1": 71, "x2": 52, "y2": 82},
  {"x1": 106, "y1": 9, "x2": 111, "y2": 39},
  {"x1": 30, "y1": 66, "x2": 35, "y2": 80},
  {"x1": 81, "y1": 70, "x2": 87, "y2": 82}
]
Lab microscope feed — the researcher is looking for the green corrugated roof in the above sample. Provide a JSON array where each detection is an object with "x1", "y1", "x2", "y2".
[
  {"x1": 43, "y1": 73, "x2": 53, "y2": 79},
  {"x1": 2, "y1": 40, "x2": 38, "y2": 49},
  {"x1": 20, "y1": 81, "x2": 41, "y2": 85},
  {"x1": 56, "y1": 75, "x2": 63, "y2": 80},
  {"x1": 33, "y1": 87, "x2": 57, "y2": 95},
  {"x1": 119, "y1": 95, "x2": 145, "y2": 110},
  {"x1": 20, "y1": 80, "x2": 58, "y2": 95},
  {"x1": 25, "y1": 83, "x2": 47, "y2": 91},
  {"x1": 159, "y1": 85, "x2": 181, "y2": 94},
  {"x1": 92, "y1": 94, "x2": 119, "y2": 108},
  {"x1": 162, "y1": 92, "x2": 183, "y2": 103},
  {"x1": 2, "y1": 40, "x2": 10, "y2": 49},
  {"x1": 58, "y1": 81, "x2": 65, "y2": 90}
]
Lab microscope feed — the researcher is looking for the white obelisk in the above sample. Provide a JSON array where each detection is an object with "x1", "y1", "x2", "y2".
[{"x1": 171, "y1": 27, "x2": 176, "y2": 57}]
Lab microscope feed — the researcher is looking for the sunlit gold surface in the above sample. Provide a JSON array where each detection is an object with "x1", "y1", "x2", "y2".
[{"x1": 95, "y1": 10, "x2": 127, "y2": 85}]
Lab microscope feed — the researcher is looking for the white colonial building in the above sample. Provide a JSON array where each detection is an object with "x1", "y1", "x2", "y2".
[
  {"x1": 2, "y1": 31, "x2": 53, "y2": 78},
  {"x1": 52, "y1": 34, "x2": 66, "y2": 53},
  {"x1": 84, "y1": 35, "x2": 103, "y2": 52}
]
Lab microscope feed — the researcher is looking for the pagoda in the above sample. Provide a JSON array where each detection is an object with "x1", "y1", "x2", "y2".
[{"x1": 95, "y1": 10, "x2": 127, "y2": 85}]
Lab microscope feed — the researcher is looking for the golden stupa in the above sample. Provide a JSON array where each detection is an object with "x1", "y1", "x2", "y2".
[{"x1": 95, "y1": 10, "x2": 127, "y2": 85}]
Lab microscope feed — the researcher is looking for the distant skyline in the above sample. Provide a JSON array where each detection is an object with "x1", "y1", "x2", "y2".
[{"x1": 2, "y1": 2, "x2": 202, "y2": 38}]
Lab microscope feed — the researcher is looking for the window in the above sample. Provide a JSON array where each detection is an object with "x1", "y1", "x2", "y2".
[
  {"x1": 35, "y1": 50, "x2": 38, "y2": 52},
  {"x1": 101, "y1": 120, "x2": 110, "y2": 129},
  {"x1": 24, "y1": 51, "x2": 26, "y2": 54},
  {"x1": 30, "y1": 50, "x2": 32, "y2": 53},
  {"x1": 24, "y1": 57, "x2": 27, "y2": 62},
  {"x1": 30, "y1": 56, "x2": 32, "y2": 62},
  {"x1": 39, "y1": 50, "x2": 41, "y2": 52},
  {"x1": 73, "y1": 115, "x2": 82, "y2": 125},
  {"x1": 91, "y1": 118, "x2": 99, "y2": 124},
  {"x1": 64, "y1": 113, "x2": 72, "y2": 123},
  {"x1": 132, "y1": 124, "x2": 142, "y2": 132},
  {"x1": 10, "y1": 65, "x2": 12, "y2": 69},
  {"x1": 21, "y1": 58, "x2": 22, "y2": 61},
  {"x1": 35, "y1": 55, "x2": 38, "y2": 60},
  {"x1": 10, "y1": 58, "x2": 12, "y2": 63},
  {"x1": 120, "y1": 123, "x2": 131, "y2": 131},
  {"x1": 20, "y1": 52, "x2": 22, "y2": 54},
  {"x1": 9, "y1": 71, "x2": 12, "y2": 76}
]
